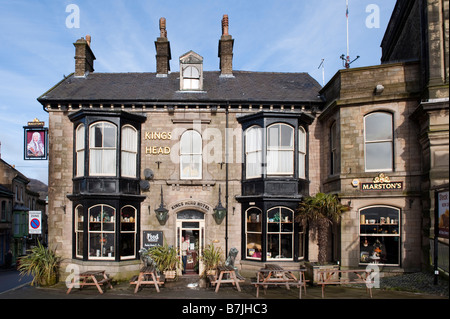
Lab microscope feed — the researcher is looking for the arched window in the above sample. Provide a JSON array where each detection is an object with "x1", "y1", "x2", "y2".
[
  {"x1": 182, "y1": 66, "x2": 200, "y2": 90},
  {"x1": 245, "y1": 207, "x2": 262, "y2": 260},
  {"x1": 245, "y1": 126, "x2": 262, "y2": 178},
  {"x1": 75, "y1": 124, "x2": 85, "y2": 177},
  {"x1": 89, "y1": 122, "x2": 117, "y2": 176},
  {"x1": 88, "y1": 204, "x2": 115, "y2": 260},
  {"x1": 359, "y1": 206, "x2": 400, "y2": 265},
  {"x1": 267, "y1": 207, "x2": 294, "y2": 260},
  {"x1": 120, "y1": 205, "x2": 137, "y2": 259},
  {"x1": 121, "y1": 125, "x2": 138, "y2": 178},
  {"x1": 364, "y1": 112, "x2": 393, "y2": 171},
  {"x1": 75, "y1": 205, "x2": 84, "y2": 258},
  {"x1": 267, "y1": 124, "x2": 294, "y2": 175},
  {"x1": 298, "y1": 127, "x2": 306, "y2": 179},
  {"x1": 180, "y1": 130, "x2": 202, "y2": 179}
]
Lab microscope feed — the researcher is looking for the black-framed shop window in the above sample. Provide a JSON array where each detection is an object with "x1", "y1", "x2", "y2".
[
  {"x1": 243, "y1": 203, "x2": 305, "y2": 262},
  {"x1": 359, "y1": 206, "x2": 400, "y2": 266},
  {"x1": 71, "y1": 199, "x2": 142, "y2": 261}
]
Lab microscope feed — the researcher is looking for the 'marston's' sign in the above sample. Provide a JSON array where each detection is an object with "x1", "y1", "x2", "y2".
[{"x1": 361, "y1": 173, "x2": 403, "y2": 191}]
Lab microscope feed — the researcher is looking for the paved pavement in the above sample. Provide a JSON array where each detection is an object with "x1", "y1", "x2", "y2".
[{"x1": 0, "y1": 269, "x2": 447, "y2": 317}]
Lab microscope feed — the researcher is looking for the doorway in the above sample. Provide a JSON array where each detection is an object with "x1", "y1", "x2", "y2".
[{"x1": 176, "y1": 210, "x2": 205, "y2": 276}]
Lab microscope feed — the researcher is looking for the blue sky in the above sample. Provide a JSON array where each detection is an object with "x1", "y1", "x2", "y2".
[{"x1": 0, "y1": 0, "x2": 396, "y2": 185}]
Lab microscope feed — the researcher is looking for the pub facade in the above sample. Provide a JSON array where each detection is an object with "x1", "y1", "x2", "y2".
[{"x1": 38, "y1": 0, "x2": 448, "y2": 280}]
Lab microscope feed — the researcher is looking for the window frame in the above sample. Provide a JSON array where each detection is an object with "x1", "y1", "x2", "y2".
[
  {"x1": 298, "y1": 126, "x2": 307, "y2": 179},
  {"x1": 182, "y1": 66, "x2": 201, "y2": 90},
  {"x1": 120, "y1": 205, "x2": 137, "y2": 260},
  {"x1": 266, "y1": 123, "x2": 295, "y2": 176},
  {"x1": 88, "y1": 204, "x2": 116, "y2": 261},
  {"x1": 245, "y1": 126, "x2": 263, "y2": 179},
  {"x1": 75, "y1": 124, "x2": 85, "y2": 177},
  {"x1": 359, "y1": 205, "x2": 401, "y2": 266},
  {"x1": 266, "y1": 206, "x2": 295, "y2": 261},
  {"x1": 180, "y1": 130, "x2": 203, "y2": 180},
  {"x1": 89, "y1": 121, "x2": 118, "y2": 177},
  {"x1": 121, "y1": 125, "x2": 138, "y2": 178},
  {"x1": 245, "y1": 207, "x2": 263, "y2": 260},
  {"x1": 364, "y1": 112, "x2": 394, "y2": 172}
]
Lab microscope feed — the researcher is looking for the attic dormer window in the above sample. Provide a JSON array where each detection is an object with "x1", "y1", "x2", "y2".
[
  {"x1": 183, "y1": 66, "x2": 200, "y2": 90},
  {"x1": 179, "y1": 51, "x2": 203, "y2": 91}
]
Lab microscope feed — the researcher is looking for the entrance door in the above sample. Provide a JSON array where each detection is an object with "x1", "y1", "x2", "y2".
[{"x1": 176, "y1": 210, "x2": 205, "y2": 276}]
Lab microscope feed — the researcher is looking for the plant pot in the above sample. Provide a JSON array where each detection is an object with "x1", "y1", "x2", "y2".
[
  {"x1": 305, "y1": 262, "x2": 340, "y2": 285},
  {"x1": 164, "y1": 270, "x2": 177, "y2": 280}
]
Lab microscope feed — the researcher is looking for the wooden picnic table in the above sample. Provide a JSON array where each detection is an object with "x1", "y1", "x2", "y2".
[
  {"x1": 130, "y1": 265, "x2": 164, "y2": 293},
  {"x1": 318, "y1": 269, "x2": 374, "y2": 298},
  {"x1": 209, "y1": 265, "x2": 244, "y2": 293},
  {"x1": 253, "y1": 264, "x2": 307, "y2": 299},
  {"x1": 66, "y1": 270, "x2": 113, "y2": 294}
]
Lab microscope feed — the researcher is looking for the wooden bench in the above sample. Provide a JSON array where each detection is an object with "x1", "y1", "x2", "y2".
[
  {"x1": 251, "y1": 264, "x2": 307, "y2": 299},
  {"x1": 66, "y1": 270, "x2": 113, "y2": 295},
  {"x1": 130, "y1": 266, "x2": 165, "y2": 293},
  {"x1": 208, "y1": 265, "x2": 245, "y2": 293},
  {"x1": 317, "y1": 269, "x2": 374, "y2": 298}
]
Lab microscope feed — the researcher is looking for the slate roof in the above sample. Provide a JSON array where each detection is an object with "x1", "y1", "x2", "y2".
[{"x1": 38, "y1": 71, "x2": 322, "y2": 105}]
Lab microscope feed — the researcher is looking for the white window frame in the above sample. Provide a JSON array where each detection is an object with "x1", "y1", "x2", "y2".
[
  {"x1": 267, "y1": 206, "x2": 294, "y2": 261},
  {"x1": 75, "y1": 124, "x2": 85, "y2": 177},
  {"x1": 364, "y1": 112, "x2": 393, "y2": 172},
  {"x1": 89, "y1": 122, "x2": 117, "y2": 176},
  {"x1": 298, "y1": 126, "x2": 306, "y2": 179},
  {"x1": 182, "y1": 66, "x2": 200, "y2": 90},
  {"x1": 267, "y1": 123, "x2": 294, "y2": 176},
  {"x1": 121, "y1": 125, "x2": 138, "y2": 178},
  {"x1": 120, "y1": 205, "x2": 137, "y2": 260},
  {"x1": 180, "y1": 130, "x2": 202, "y2": 180},
  {"x1": 88, "y1": 204, "x2": 116, "y2": 260},
  {"x1": 245, "y1": 126, "x2": 263, "y2": 179},
  {"x1": 245, "y1": 207, "x2": 263, "y2": 260},
  {"x1": 75, "y1": 205, "x2": 84, "y2": 258}
]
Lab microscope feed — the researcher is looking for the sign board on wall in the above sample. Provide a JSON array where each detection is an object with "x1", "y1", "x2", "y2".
[
  {"x1": 29, "y1": 211, "x2": 42, "y2": 234},
  {"x1": 438, "y1": 191, "x2": 449, "y2": 239},
  {"x1": 143, "y1": 231, "x2": 163, "y2": 249},
  {"x1": 23, "y1": 119, "x2": 48, "y2": 160}
]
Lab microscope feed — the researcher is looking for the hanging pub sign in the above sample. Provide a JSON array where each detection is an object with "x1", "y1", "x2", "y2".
[
  {"x1": 143, "y1": 231, "x2": 164, "y2": 249},
  {"x1": 23, "y1": 118, "x2": 48, "y2": 160},
  {"x1": 361, "y1": 173, "x2": 403, "y2": 191}
]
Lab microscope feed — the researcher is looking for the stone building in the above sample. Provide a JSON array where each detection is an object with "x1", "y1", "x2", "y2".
[
  {"x1": 0, "y1": 158, "x2": 47, "y2": 267},
  {"x1": 38, "y1": 0, "x2": 448, "y2": 280}
]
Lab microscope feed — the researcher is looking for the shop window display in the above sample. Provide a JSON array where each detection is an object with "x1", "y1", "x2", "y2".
[
  {"x1": 267, "y1": 207, "x2": 294, "y2": 260},
  {"x1": 359, "y1": 206, "x2": 400, "y2": 265},
  {"x1": 88, "y1": 205, "x2": 116, "y2": 260},
  {"x1": 246, "y1": 207, "x2": 262, "y2": 260}
]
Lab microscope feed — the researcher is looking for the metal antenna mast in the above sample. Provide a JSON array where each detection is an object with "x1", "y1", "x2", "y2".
[
  {"x1": 341, "y1": 0, "x2": 360, "y2": 69},
  {"x1": 318, "y1": 59, "x2": 325, "y2": 86}
]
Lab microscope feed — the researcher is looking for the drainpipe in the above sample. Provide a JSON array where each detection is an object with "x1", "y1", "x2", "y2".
[{"x1": 225, "y1": 103, "x2": 229, "y2": 258}]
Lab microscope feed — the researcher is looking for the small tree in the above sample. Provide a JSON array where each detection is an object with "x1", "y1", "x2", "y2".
[{"x1": 296, "y1": 192, "x2": 349, "y2": 264}]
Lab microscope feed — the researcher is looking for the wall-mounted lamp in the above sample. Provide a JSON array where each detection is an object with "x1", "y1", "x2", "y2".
[
  {"x1": 155, "y1": 186, "x2": 169, "y2": 225},
  {"x1": 213, "y1": 185, "x2": 226, "y2": 225}
]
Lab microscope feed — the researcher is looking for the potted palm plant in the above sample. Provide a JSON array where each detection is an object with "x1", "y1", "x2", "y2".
[
  {"x1": 17, "y1": 241, "x2": 62, "y2": 287},
  {"x1": 295, "y1": 192, "x2": 349, "y2": 283},
  {"x1": 148, "y1": 244, "x2": 181, "y2": 280},
  {"x1": 200, "y1": 243, "x2": 224, "y2": 278}
]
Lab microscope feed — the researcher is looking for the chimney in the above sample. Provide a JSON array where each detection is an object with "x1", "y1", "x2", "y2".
[
  {"x1": 74, "y1": 35, "x2": 96, "y2": 77},
  {"x1": 218, "y1": 14, "x2": 234, "y2": 77},
  {"x1": 155, "y1": 17, "x2": 172, "y2": 76}
]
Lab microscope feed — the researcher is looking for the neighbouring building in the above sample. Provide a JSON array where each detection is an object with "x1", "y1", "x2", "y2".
[
  {"x1": 38, "y1": 0, "x2": 448, "y2": 280},
  {"x1": 0, "y1": 158, "x2": 48, "y2": 267}
]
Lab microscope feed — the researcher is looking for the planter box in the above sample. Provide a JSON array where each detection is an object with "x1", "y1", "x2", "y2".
[
  {"x1": 305, "y1": 262, "x2": 340, "y2": 285},
  {"x1": 164, "y1": 270, "x2": 177, "y2": 280}
]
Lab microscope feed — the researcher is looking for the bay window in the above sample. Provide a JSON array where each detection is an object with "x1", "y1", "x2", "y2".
[
  {"x1": 298, "y1": 127, "x2": 306, "y2": 179},
  {"x1": 88, "y1": 204, "x2": 116, "y2": 260}
]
